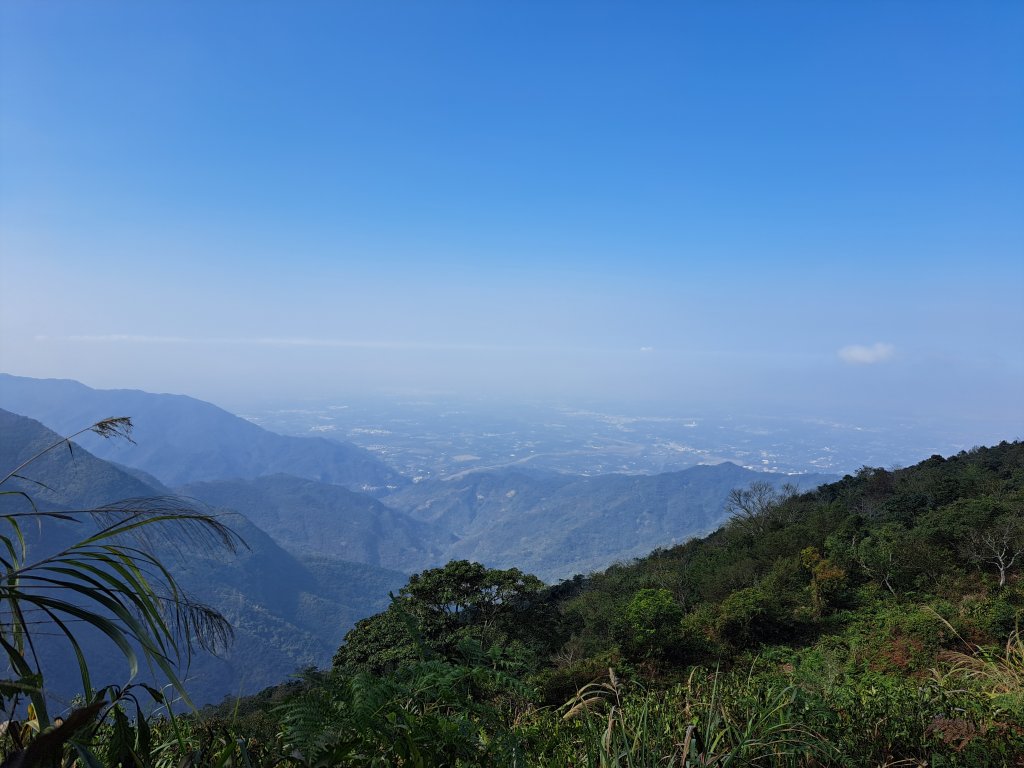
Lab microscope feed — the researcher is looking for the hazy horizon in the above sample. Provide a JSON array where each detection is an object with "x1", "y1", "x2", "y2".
[{"x1": 2, "y1": 2, "x2": 1022, "y2": 429}]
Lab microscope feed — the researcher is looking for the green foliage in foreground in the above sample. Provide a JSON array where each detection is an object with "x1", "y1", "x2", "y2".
[
  {"x1": 32, "y1": 653, "x2": 1022, "y2": 766},
  {"x1": 5, "y1": 441, "x2": 1024, "y2": 765},
  {"x1": 0, "y1": 418, "x2": 242, "y2": 766}
]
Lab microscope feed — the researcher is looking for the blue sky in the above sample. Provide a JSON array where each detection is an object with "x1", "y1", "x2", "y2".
[{"x1": 1, "y1": 2, "x2": 1022, "y2": 427}]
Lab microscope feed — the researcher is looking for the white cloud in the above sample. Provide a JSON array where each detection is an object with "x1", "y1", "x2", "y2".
[{"x1": 838, "y1": 342, "x2": 896, "y2": 365}]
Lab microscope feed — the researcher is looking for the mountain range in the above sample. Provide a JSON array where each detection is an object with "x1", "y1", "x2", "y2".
[
  {"x1": 0, "y1": 374, "x2": 403, "y2": 491},
  {"x1": 383, "y1": 464, "x2": 832, "y2": 579},
  {"x1": 0, "y1": 374, "x2": 837, "y2": 704},
  {"x1": 179, "y1": 473, "x2": 451, "y2": 571}
]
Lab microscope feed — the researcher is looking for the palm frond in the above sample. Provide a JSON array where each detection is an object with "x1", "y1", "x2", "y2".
[{"x1": 0, "y1": 417, "x2": 242, "y2": 725}]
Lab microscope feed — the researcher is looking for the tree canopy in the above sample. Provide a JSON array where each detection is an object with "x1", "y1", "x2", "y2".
[{"x1": 334, "y1": 559, "x2": 565, "y2": 674}]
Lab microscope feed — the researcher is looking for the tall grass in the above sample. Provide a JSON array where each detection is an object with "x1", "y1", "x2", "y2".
[{"x1": 546, "y1": 667, "x2": 827, "y2": 767}]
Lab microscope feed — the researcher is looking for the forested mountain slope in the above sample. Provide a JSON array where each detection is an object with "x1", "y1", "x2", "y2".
[
  {"x1": 550, "y1": 440, "x2": 1024, "y2": 671},
  {"x1": 179, "y1": 473, "x2": 451, "y2": 571},
  {"x1": 385, "y1": 463, "x2": 835, "y2": 579},
  {"x1": 303, "y1": 441, "x2": 1024, "y2": 766}
]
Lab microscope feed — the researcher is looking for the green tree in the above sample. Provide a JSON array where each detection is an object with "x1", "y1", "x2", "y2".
[
  {"x1": 402, "y1": 560, "x2": 545, "y2": 647},
  {"x1": 331, "y1": 606, "x2": 421, "y2": 673},
  {"x1": 715, "y1": 587, "x2": 774, "y2": 648},
  {"x1": 334, "y1": 560, "x2": 558, "y2": 674},
  {"x1": 614, "y1": 588, "x2": 683, "y2": 661},
  {"x1": 800, "y1": 546, "x2": 847, "y2": 617}
]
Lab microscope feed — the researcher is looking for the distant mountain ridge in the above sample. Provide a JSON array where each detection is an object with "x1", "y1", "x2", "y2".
[
  {"x1": 1, "y1": 374, "x2": 838, "y2": 582},
  {"x1": 179, "y1": 473, "x2": 452, "y2": 571},
  {"x1": 0, "y1": 374, "x2": 404, "y2": 490},
  {"x1": 384, "y1": 463, "x2": 836, "y2": 580}
]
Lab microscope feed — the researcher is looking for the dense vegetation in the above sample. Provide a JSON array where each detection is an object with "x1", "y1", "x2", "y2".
[{"x1": 4, "y1": 440, "x2": 1024, "y2": 765}]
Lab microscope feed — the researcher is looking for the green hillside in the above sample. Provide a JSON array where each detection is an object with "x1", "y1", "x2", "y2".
[
  {"x1": 207, "y1": 441, "x2": 1024, "y2": 766},
  {"x1": 179, "y1": 474, "x2": 451, "y2": 571},
  {"x1": 384, "y1": 463, "x2": 834, "y2": 579},
  {"x1": 4, "y1": 410, "x2": 1023, "y2": 764}
]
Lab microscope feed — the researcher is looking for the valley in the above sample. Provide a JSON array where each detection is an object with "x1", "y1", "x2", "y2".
[{"x1": 237, "y1": 396, "x2": 989, "y2": 480}]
